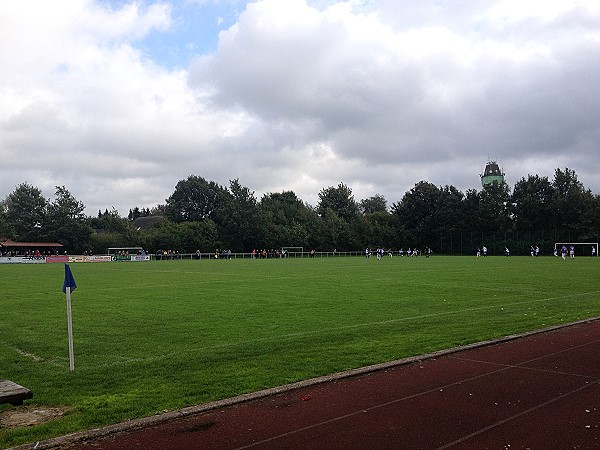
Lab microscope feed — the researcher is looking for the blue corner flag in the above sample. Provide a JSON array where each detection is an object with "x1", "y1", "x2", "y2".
[{"x1": 62, "y1": 264, "x2": 77, "y2": 293}]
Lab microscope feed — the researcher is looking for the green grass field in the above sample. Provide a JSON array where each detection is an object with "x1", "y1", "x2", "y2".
[{"x1": 1, "y1": 255, "x2": 599, "y2": 448}]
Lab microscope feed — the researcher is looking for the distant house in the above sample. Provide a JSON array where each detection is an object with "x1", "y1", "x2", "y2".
[
  {"x1": 0, "y1": 239, "x2": 64, "y2": 256},
  {"x1": 132, "y1": 215, "x2": 167, "y2": 230}
]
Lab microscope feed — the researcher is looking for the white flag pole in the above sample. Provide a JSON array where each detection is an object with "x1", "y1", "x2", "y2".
[{"x1": 66, "y1": 286, "x2": 75, "y2": 371}]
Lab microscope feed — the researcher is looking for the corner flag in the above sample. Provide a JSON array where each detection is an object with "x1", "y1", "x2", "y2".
[
  {"x1": 62, "y1": 264, "x2": 77, "y2": 293},
  {"x1": 62, "y1": 264, "x2": 77, "y2": 371}
]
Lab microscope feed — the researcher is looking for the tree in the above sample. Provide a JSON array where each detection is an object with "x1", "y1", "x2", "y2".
[
  {"x1": 128, "y1": 207, "x2": 153, "y2": 221},
  {"x1": 510, "y1": 175, "x2": 554, "y2": 231},
  {"x1": 219, "y1": 179, "x2": 263, "y2": 251},
  {"x1": 259, "y1": 191, "x2": 313, "y2": 249},
  {"x1": 178, "y1": 220, "x2": 220, "y2": 252},
  {"x1": 317, "y1": 208, "x2": 359, "y2": 250},
  {"x1": 88, "y1": 207, "x2": 138, "y2": 254},
  {"x1": 434, "y1": 185, "x2": 466, "y2": 232},
  {"x1": 551, "y1": 168, "x2": 590, "y2": 229},
  {"x1": 165, "y1": 175, "x2": 229, "y2": 223},
  {"x1": 582, "y1": 194, "x2": 600, "y2": 240},
  {"x1": 139, "y1": 220, "x2": 220, "y2": 253},
  {"x1": 128, "y1": 207, "x2": 141, "y2": 221},
  {"x1": 391, "y1": 181, "x2": 440, "y2": 245},
  {"x1": 477, "y1": 181, "x2": 512, "y2": 232},
  {"x1": 89, "y1": 208, "x2": 131, "y2": 234},
  {"x1": 260, "y1": 191, "x2": 306, "y2": 223},
  {"x1": 317, "y1": 183, "x2": 359, "y2": 223},
  {"x1": 358, "y1": 211, "x2": 403, "y2": 248},
  {"x1": 46, "y1": 186, "x2": 92, "y2": 253},
  {"x1": 391, "y1": 182, "x2": 469, "y2": 250},
  {"x1": 462, "y1": 189, "x2": 481, "y2": 231},
  {"x1": 0, "y1": 203, "x2": 9, "y2": 238},
  {"x1": 359, "y1": 194, "x2": 388, "y2": 214},
  {"x1": 4, "y1": 182, "x2": 47, "y2": 241}
]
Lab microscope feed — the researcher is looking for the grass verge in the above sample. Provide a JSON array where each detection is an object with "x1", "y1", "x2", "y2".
[{"x1": 1, "y1": 255, "x2": 598, "y2": 447}]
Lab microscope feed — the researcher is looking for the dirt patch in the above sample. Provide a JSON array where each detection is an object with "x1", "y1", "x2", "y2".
[{"x1": 0, "y1": 406, "x2": 68, "y2": 428}]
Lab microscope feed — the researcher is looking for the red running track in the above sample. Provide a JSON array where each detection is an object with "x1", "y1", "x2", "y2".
[{"x1": 25, "y1": 319, "x2": 600, "y2": 449}]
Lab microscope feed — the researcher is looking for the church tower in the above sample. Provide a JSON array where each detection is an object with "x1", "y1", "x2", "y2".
[{"x1": 480, "y1": 159, "x2": 505, "y2": 187}]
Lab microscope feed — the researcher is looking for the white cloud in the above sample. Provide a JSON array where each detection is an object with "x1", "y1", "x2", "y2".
[{"x1": 1, "y1": 0, "x2": 599, "y2": 216}]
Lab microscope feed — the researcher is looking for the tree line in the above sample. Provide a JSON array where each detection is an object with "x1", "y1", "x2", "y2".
[{"x1": 1, "y1": 168, "x2": 599, "y2": 256}]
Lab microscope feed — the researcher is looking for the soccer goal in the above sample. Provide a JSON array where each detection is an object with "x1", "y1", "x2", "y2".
[
  {"x1": 554, "y1": 242, "x2": 598, "y2": 257},
  {"x1": 281, "y1": 246, "x2": 304, "y2": 258}
]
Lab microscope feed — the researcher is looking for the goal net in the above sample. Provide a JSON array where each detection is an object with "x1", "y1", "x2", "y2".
[
  {"x1": 553, "y1": 242, "x2": 598, "y2": 257},
  {"x1": 281, "y1": 247, "x2": 304, "y2": 258}
]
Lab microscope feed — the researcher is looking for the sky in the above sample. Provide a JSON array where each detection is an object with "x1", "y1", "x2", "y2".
[{"x1": 1, "y1": 0, "x2": 599, "y2": 216}]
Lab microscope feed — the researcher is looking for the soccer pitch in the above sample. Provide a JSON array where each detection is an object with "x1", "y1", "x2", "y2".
[{"x1": 1, "y1": 256, "x2": 599, "y2": 447}]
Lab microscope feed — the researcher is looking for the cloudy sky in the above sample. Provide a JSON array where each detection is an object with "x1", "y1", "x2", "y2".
[{"x1": 1, "y1": 0, "x2": 599, "y2": 216}]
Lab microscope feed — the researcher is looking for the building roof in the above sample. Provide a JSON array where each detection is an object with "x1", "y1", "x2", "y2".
[
  {"x1": 0, "y1": 240, "x2": 64, "y2": 248},
  {"x1": 483, "y1": 161, "x2": 504, "y2": 177},
  {"x1": 132, "y1": 215, "x2": 167, "y2": 230}
]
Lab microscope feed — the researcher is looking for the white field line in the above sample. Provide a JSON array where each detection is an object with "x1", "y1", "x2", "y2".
[
  {"x1": 0, "y1": 338, "x2": 171, "y2": 370},
  {"x1": 0, "y1": 339, "x2": 65, "y2": 368}
]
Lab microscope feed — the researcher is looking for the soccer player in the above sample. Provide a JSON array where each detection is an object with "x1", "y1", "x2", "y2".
[
  {"x1": 569, "y1": 245, "x2": 575, "y2": 259},
  {"x1": 561, "y1": 245, "x2": 568, "y2": 261}
]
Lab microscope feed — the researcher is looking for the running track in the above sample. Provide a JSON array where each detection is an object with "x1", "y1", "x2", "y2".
[{"x1": 18, "y1": 319, "x2": 600, "y2": 449}]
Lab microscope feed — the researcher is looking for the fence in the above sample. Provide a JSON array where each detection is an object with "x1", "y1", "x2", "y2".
[
  {"x1": 150, "y1": 250, "x2": 365, "y2": 260},
  {"x1": 437, "y1": 229, "x2": 600, "y2": 256}
]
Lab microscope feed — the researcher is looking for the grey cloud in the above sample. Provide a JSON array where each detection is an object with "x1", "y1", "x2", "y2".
[
  {"x1": 2, "y1": 0, "x2": 600, "y2": 216},
  {"x1": 188, "y1": 0, "x2": 599, "y2": 202}
]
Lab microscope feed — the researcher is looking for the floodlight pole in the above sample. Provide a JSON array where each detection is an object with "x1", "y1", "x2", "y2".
[{"x1": 66, "y1": 287, "x2": 75, "y2": 371}]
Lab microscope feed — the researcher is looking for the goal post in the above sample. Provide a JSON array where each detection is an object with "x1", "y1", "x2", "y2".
[
  {"x1": 281, "y1": 247, "x2": 304, "y2": 258},
  {"x1": 553, "y1": 242, "x2": 598, "y2": 257}
]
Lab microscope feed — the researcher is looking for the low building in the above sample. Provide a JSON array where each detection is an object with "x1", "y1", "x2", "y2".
[{"x1": 0, "y1": 239, "x2": 64, "y2": 256}]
